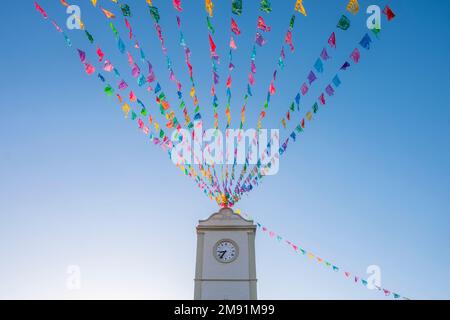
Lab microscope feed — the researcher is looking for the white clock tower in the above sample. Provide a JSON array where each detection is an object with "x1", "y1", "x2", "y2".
[{"x1": 194, "y1": 207, "x2": 257, "y2": 300}]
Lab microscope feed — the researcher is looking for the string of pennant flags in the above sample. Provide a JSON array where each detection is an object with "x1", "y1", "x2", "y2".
[
  {"x1": 234, "y1": 209, "x2": 409, "y2": 300},
  {"x1": 40, "y1": 0, "x2": 397, "y2": 211},
  {"x1": 36, "y1": 1, "x2": 223, "y2": 203},
  {"x1": 36, "y1": 0, "x2": 404, "y2": 299},
  {"x1": 234, "y1": 3, "x2": 396, "y2": 201}
]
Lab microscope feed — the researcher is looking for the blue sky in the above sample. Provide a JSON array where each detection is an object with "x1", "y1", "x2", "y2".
[{"x1": 0, "y1": 0, "x2": 449, "y2": 299}]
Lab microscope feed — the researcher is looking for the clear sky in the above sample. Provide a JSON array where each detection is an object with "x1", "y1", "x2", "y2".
[{"x1": 0, "y1": 0, "x2": 449, "y2": 299}]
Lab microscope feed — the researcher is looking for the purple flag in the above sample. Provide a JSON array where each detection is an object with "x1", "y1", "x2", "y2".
[
  {"x1": 307, "y1": 71, "x2": 317, "y2": 85},
  {"x1": 325, "y1": 85, "x2": 335, "y2": 96},
  {"x1": 340, "y1": 61, "x2": 351, "y2": 70},
  {"x1": 320, "y1": 48, "x2": 330, "y2": 60},
  {"x1": 255, "y1": 32, "x2": 267, "y2": 46},
  {"x1": 118, "y1": 79, "x2": 128, "y2": 90}
]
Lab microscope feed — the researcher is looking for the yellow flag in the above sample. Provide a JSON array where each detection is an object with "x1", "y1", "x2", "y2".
[
  {"x1": 295, "y1": 0, "x2": 307, "y2": 16},
  {"x1": 190, "y1": 86, "x2": 196, "y2": 97},
  {"x1": 122, "y1": 103, "x2": 131, "y2": 117},
  {"x1": 306, "y1": 111, "x2": 313, "y2": 121},
  {"x1": 90, "y1": 0, "x2": 97, "y2": 7},
  {"x1": 281, "y1": 118, "x2": 286, "y2": 129},
  {"x1": 346, "y1": 0, "x2": 360, "y2": 15},
  {"x1": 205, "y1": 0, "x2": 214, "y2": 17}
]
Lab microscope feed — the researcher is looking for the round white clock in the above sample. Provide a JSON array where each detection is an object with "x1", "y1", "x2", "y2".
[{"x1": 214, "y1": 239, "x2": 238, "y2": 263}]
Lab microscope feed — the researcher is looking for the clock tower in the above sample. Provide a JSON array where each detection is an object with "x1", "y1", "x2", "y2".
[{"x1": 194, "y1": 207, "x2": 257, "y2": 300}]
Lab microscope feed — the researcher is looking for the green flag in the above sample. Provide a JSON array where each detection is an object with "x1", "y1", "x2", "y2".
[
  {"x1": 149, "y1": 6, "x2": 160, "y2": 23},
  {"x1": 337, "y1": 15, "x2": 351, "y2": 30},
  {"x1": 131, "y1": 111, "x2": 137, "y2": 120},
  {"x1": 206, "y1": 16, "x2": 215, "y2": 34},
  {"x1": 109, "y1": 22, "x2": 118, "y2": 38},
  {"x1": 120, "y1": 4, "x2": 131, "y2": 17},
  {"x1": 104, "y1": 85, "x2": 114, "y2": 96},
  {"x1": 260, "y1": 0, "x2": 272, "y2": 13},
  {"x1": 289, "y1": 15, "x2": 296, "y2": 29},
  {"x1": 141, "y1": 108, "x2": 148, "y2": 116},
  {"x1": 232, "y1": 0, "x2": 242, "y2": 15},
  {"x1": 312, "y1": 102, "x2": 319, "y2": 113},
  {"x1": 85, "y1": 30, "x2": 94, "y2": 44},
  {"x1": 159, "y1": 129, "x2": 165, "y2": 139}
]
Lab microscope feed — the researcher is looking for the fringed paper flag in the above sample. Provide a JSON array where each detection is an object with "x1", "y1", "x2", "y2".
[
  {"x1": 383, "y1": 5, "x2": 396, "y2": 21},
  {"x1": 260, "y1": 0, "x2": 272, "y2": 13},
  {"x1": 328, "y1": 32, "x2": 336, "y2": 48},
  {"x1": 337, "y1": 15, "x2": 351, "y2": 30},
  {"x1": 294, "y1": 0, "x2": 307, "y2": 16},
  {"x1": 350, "y1": 48, "x2": 360, "y2": 63},
  {"x1": 346, "y1": 0, "x2": 360, "y2": 15},
  {"x1": 232, "y1": 0, "x2": 243, "y2": 16},
  {"x1": 257, "y1": 16, "x2": 271, "y2": 32},
  {"x1": 285, "y1": 30, "x2": 294, "y2": 52},
  {"x1": 205, "y1": 0, "x2": 214, "y2": 17},
  {"x1": 101, "y1": 7, "x2": 116, "y2": 19},
  {"x1": 172, "y1": 0, "x2": 183, "y2": 12},
  {"x1": 231, "y1": 19, "x2": 241, "y2": 35},
  {"x1": 359, "y1": 33, "x2": 372, "y2": 50}
]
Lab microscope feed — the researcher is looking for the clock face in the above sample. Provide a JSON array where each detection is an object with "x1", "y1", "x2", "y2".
[{"x1": 214, "y1": 240, "x2": 238, "y2": 263}]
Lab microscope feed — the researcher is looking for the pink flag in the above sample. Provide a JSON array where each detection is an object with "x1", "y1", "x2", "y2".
[
  {"x1": 350, "y1": 48, "x2": 360, "y2": 63},
  {"x1": 103, "y1": 60, "x2": 113, "y2": 72},
  {"x1": 301, "y1": 83, "x2": 308, "y2": 95},
  {"x1": 84, "y1": 63, "x2": 95, "y2": 75},
  {"x1": 250, "y1": 60, "x2": 256, "y2": 74},
  {"x1": 248, "y1": 73, "x2": 255, "y2": 85},
  {"x1": 328, "y1": 32, "x2": 336, "y2": 48},
  {"x1": 257, "y1": 16, "x2": 271, "y2": 32},
  {"x1": 230, "y1": 37, "x2": 237, "y2": 50},
  {"x1": 231, "y1": 18, "x2": 241, "y2": 35},
  {"x1": 285, "y1": 30, "x2": 294, "y2": 52},
  {"x1": 269, "y1": 82, "x2": 276, "y2": 95},
  {"x1": 173, "y1": 0, "x2": 182, "y2": 12}
]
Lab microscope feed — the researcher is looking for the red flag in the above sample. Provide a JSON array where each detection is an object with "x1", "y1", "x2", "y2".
[
  {"x1": 226, "y1": 76, "x2": 232, "y2": 88},
  {"x1": 319, "y1": 93, "x2": 325, "y2": 105},
  {"x1": 269, "y1": 82, "x2": 276, "y2": 95},
  {"x1": 301, "y1": 118, "x2": 305, "y2": 129},
  {"x1": 34, "y1": 2, "x2": 48, "y2": 19},
  {"x1": 257, "y1": 16, "x2": 271, "y2": 32},
  {"x1": 172, "y1": 0, "x2": 182, "y2": 12},
  {"x1": 129, "y1": 91, "x2": 137, "y2": 102},
  {"x1": 208, "y1": 34, "x2": 216, "y2": 53},
  {"x1": 96, "y1": 47, "x2": 104, "y2": 62},
  {"x1": 383, "y1": 5, "x2": 396, "y2": 21},
  {"x1": 328, "y1": 32, "x2": 336, "y2": 48},
  {"x1": 231, "y1": 18, "x2": 241, "y2": 35}
]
